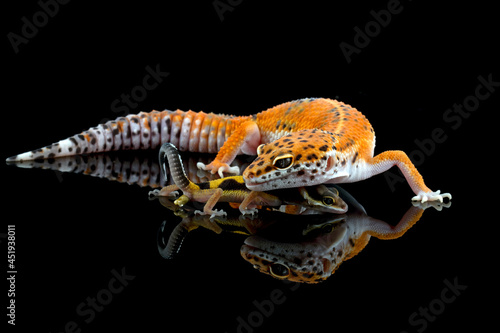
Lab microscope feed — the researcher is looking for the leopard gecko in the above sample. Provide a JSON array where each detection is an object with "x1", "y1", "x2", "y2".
[{"x1": 6, "y1": 98, "x2": 451, "y2": 203}]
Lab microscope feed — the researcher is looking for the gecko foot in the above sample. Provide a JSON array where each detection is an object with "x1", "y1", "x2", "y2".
[
  {"x1": 194, "y1": 209, "x2": 228, "y2": 219},
  {"x1": 240, "y1": 207, "x2": 259, "y2": 216},
  {"x1": 148, "y1": 188, "x2": 179, "y2": 199},
  {"x1": 411, "y1": 190, "x2": 452, "y2": 203},
  {"x1": 197, "y1": 161, "x2": 240, "y2": 178},
  {"x1": 412, "y1": 200, "x2": 452, "y2": 211}
]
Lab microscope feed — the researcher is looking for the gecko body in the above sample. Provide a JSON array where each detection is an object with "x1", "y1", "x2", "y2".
[{"x1": 7, "y1": 98, "x2": 451, "y2": 202}]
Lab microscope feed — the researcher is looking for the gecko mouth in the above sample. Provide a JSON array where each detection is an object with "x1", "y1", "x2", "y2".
[
  {"x1": 244, "y1": 170, "x2": 310, "y2": 191},
  {"x1": 245, "y1": 178, "x2": 294, "y2": 191}
]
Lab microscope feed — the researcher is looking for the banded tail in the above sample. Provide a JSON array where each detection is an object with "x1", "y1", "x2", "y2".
[
  {"x1": 6, "y1": 109, "x2": 250, "y2": 163},
  {"x1": 159, "y1": 142, "x2": 195, "y2": 193}
]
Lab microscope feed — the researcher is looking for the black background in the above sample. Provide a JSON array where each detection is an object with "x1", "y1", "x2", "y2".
[{"x1": 2, "y1": 1, "x2": 498, "y2": 332}]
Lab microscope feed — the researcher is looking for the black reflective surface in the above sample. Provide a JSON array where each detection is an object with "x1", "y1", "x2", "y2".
[{"x1": 4, "y1": 2, "x2": 496, "y2": 332}]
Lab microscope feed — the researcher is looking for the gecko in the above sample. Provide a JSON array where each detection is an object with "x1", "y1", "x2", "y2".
[
  {"x1": 241, "y1": 198, "x2": 430, "y2": 284},
  {"x1": 6, "y1": 98, "x2": 451, "y2": 203},
  {"x1": 150, "y1": 143, "x2": 348, "y2": 217}
]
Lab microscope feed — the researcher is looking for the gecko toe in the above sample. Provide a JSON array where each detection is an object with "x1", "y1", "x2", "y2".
[{"x1": 412, "y1": 190, "x2": 452, "y2": 204}]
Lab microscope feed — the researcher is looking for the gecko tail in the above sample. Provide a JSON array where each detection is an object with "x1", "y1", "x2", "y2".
[
  {"x1": 159, "y1": 142, "x2": 194, "y2": 192},
  {"x1": 6, "y1": 111, "x2": 170, "y2": 163},
  {"x1": 6, "y1": 109, "x2": 241, "y2": 163}
]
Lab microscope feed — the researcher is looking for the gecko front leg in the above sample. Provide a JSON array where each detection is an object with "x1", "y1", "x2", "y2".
[
  {"x1": 197, "y1": 120, "x2": 261, "y2": 177},
  {"x1": 367, "y1": 150, "x2": 452, "y2": 203},
  {"x1": 193, "y1": 188, "x2": 228, "y2": 218}
]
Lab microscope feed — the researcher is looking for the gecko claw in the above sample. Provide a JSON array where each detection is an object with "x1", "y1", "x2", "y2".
[
  {"x1": 197, "y1": 161, "x2": 240, "y2": 177},
  {"x1": 411, "y1": 190, "x2": 452, "y2": 204}
]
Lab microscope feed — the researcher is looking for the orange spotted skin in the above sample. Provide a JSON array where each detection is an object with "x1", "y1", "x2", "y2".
[
  {"x1": 245, "y1": 98, "x2": 375, "y2": 186},
  {"x1": 236, "y1": 98, "x2": 450, "y2": 202}
]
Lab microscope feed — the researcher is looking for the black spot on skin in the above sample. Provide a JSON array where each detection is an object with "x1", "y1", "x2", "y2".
[
  {"x1": 264, "y1": 166, "x2": 273, "y2": 172},
  {"x1": 297, "y1": 170, "x2": 305, "y2": 176},
  {"x1": 274, "y1": 172, "x2": 281, "y2": 176},
  {"x1": 312, "y1": 169, "x2": 318, "y2": 174},
  {"x1": 256, "y1": 170, "x2": 262, "y2": 176},
  {"x1": 296, "y1": 154, "x2": 302, "y2": 161},
  {"x1": 307, "y1": 154, "x2": 318, "y2": 160},
  {"x1": 352, "y1": 151, "x2": 359, "y2": 164},
  {"x1": 310, "y1": 175, "x2": 315, "y2": 181},
  {"x1": 77, "y1": 134, "x2": 85, "y2": 141},
  {"x1": 319, "y1": 145, "x2": 328, "y2": 151},
  {"x1": 257, "y1": 161, "x2": 264, "y2": 166},
  {"x1": 283, "y1": 138, "x2": 291, "y2": 142}
]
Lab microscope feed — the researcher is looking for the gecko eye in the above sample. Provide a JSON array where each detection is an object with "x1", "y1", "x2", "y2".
[
  {"x1": 273, "y1": 154, "x2": 294, "y2": 170},
  {"x1": 269, "y1": 263, "x2": 290, "y2": 278},
  {"x1": 322, "y1": 196, "x2": 336, "y2": 206},
  {"x1": 257, "y1": 144, "x2": 265, "y2": 155}
]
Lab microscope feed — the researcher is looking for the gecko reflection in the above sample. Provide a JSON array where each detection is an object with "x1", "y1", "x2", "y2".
[
  {"x1": 155, "y1": 190, "x2": 450, "y2": 283},
  {"x1": 6, "y1": 151, "x2": 252, "y2": 188}
]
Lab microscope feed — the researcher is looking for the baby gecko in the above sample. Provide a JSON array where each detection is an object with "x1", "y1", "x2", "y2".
[
  {"x1": 150, "y1": 143, "x2": 347, "y2": 217},
  {"x1": 7, "y1": 98, "x2": 451, "y2": 203}
]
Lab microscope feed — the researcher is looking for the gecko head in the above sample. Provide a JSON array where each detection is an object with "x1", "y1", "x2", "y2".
[
  {"x1": 240, "y1": 220, "x2": 347, "y2": 284},
  {"x1": 243, "y1": 130, "x2": 337, "y2": 191}
]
